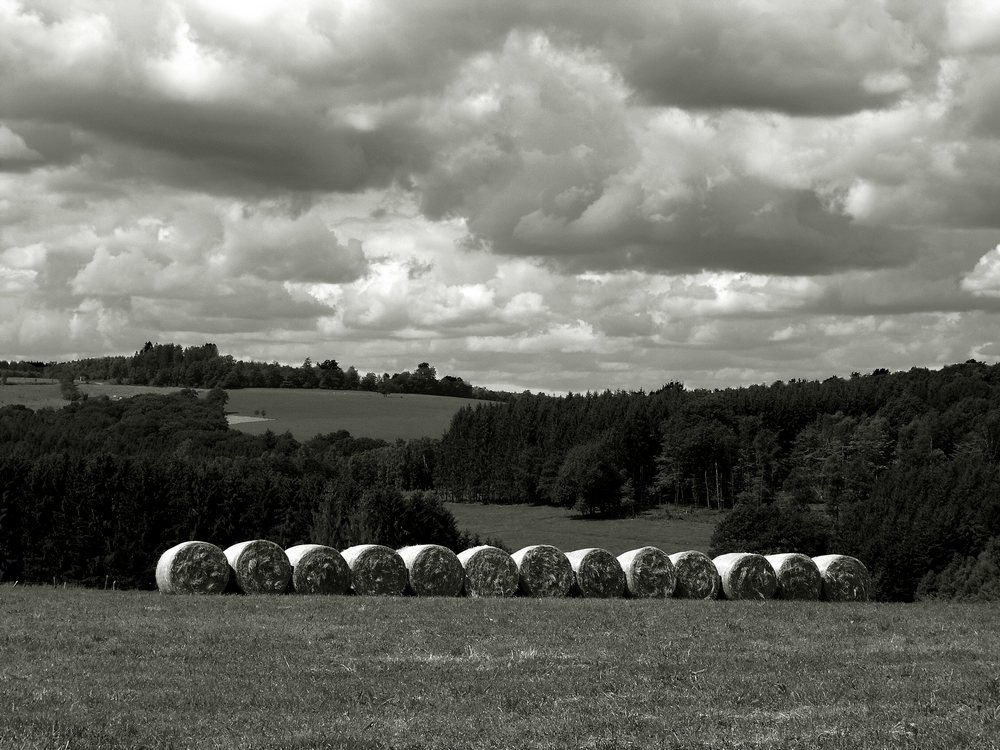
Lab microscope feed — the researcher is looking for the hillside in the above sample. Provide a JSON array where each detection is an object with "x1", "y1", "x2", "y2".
[{"x1": 222, "y1": 388, "x2": 488, "y2": 441}]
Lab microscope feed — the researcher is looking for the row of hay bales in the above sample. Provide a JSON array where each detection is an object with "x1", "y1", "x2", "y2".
[{"x1": 157, "y1": 540, "x2": 873, "y2": 601}]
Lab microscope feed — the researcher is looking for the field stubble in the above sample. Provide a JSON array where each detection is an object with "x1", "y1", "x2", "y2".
[{"x1": 1, "y1": 587, "x2": 998, "y2": 749}]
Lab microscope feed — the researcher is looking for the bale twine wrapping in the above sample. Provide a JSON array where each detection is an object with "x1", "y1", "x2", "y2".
[
  {"x1": 397, "y1": 544, "x2": 464, "y2": 597},
  {"x1": 713, "y1": 552, "x2": 778, "y2": 600},
  {"x1": 457, "y1": 545, "x2": 518, "y2": 597},
  {"x1": 510, "y1": 545, "x2": 574, "y2": 598},
  {"x1": 765, "y1": 553, "x2": 822, "y2": 600},
  {"x1": 341, "y1": 544, "x2": 408, "y2": 596},
  {"x1": 813, "y1": 554, "x2": 873, "y2": 601},
  {"x1": 223, "y1": 540, "x2": 291, "y2": 595},
  {"x1": 616, "y1": 546, "x2": 676, "y2": 598},
  {"x1": 285, "y1": 544, "x2": 350, "y2": 595},
  {"x1": 565, "y1": 548, "x2": 626, "y2": 598},
  {"x1": 668, "y1": 550, "x2": 720, "y2": 599},
  {"x1": 155, "y1": 541, "x2": 230, "y2": 595}
]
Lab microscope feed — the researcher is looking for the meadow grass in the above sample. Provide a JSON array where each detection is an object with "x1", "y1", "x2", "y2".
[
  {"x1": 447, "y1": 502, "x2": 719, "y2": 554},
  {"x1": 218, "y1": 388, "x2": 485, "y2": 441},
  {"x1": 0, "y1": 384, "x2": 488, "y2": 442},
  {"x1": 0, "y1": 381, "x2": 64, "y2": 410},
  {"x1": 2, "y1": 587, "x2": 998, "y2": 749}
]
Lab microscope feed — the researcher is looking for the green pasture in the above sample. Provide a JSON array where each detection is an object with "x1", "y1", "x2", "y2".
[
  {"x1": 222, "y1": 388, "x2": 487, "y2": 441},
  {"x1": 448, "y1": 503, "x2": 719, "y2": 554},
  {"x1": 0, "y1": 383, "x2": 489, "y2": 441},
  {"x1": 1, "y1": 587, "x2": 998, "y2": 749},
  {"x1": 0, "y1": 380, "x2": 64, "y2": 410}
]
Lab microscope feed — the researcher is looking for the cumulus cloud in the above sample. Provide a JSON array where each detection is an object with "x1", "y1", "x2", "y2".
[
  {"x1": 962, "y1": 245, "x2": 1000, "y2": 297},
  {"x1": 3, "y1": 0, "x2": 1000, "y2": 389}
]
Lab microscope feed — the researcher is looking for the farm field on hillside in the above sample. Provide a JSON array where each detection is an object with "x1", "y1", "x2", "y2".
[
  {"x1": 448, "y1": 502, "x2": 719, "y2": 554},
  {"x1": 1, "y1": 588, "x2": 998, "y2": 750},
  {"x1": 0, "y1": 379, "x2": 63, "y2": 409},
  {"x1": 222, "y1": 388, "x2": 487, "y2": 441},
  {"x1": 0, "y1": 383, "x2": 488, "y2": 441}
]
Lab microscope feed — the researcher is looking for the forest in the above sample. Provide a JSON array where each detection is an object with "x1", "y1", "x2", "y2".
[
  {"x1": 2, "y1": 346, "x2": 999, "y2": 601},
  {"x1": 433, "y1": 362, "x2": 1000, "y2": 601},
  {"x1": 0, "y1": 392, "x2": 485, "y2": 590}
]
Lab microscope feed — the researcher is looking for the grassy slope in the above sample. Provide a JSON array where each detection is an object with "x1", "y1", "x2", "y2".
[
  {"x1": 1, "y1": 588, "x2": 998, "y2": 750},
  {"x1": 448, "y1": 503, "x2": 719, "y2": 554},
  {"x1": 0, "y1": 381, "x2": 64, "y2": 410},
  {"x1": 222, "y1": 388, "x2": 487, "y2": 441},
  {"x1": 0, "y1": 383, "x2": 487, "y2": 442}
]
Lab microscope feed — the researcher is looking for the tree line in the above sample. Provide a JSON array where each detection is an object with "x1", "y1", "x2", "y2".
[
  {"x1": 432, "y1": 363, "x2": 1000, "y2": 601},
  {"x1": 0, "y1": 392, "x2": 492, "y2": 589},
  {"x1": 1, "y1": 341, "x2": 511, "y2": 400}
]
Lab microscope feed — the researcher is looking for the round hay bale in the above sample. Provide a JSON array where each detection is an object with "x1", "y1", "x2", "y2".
[
  {"x1": 765, "y1": 553, "x2": 822, "y2": 600},
  {"x1": 713, "y1": 552, "x2": 778, "y2": 600},
  {"x1": 457, "y1": 545, "x2": 518, "y2": 598},
  {"x1": 223, "y1": 540, "x2": 291, "y2": 595},
  {"x1": 565, "y1": 547, "x2": 626, "y2": 598},
  {"x1": 285, "y1": 544, "x2": 350, "y2": 595},
  {"x1": 668, "y1": 550, "x2": 720, "y2": 599},
  {"x1": 616, "y1": 546, "x2": 676, "y2": 598},
  {"x1": 813, "y1": 554, "x2": 873, "y2": 601},
  {"x1": 341, "y1": 544, "x2": 408, "y2": 596},
  {"x1": 397, "y1": 544, "x2": 464, "y2": 597},
  {"x1": 155, "y1": 541, "x2": 230, "y2": 595},
  {"x1": 510, "y1": 545, "x2": 574, "y2": 598}
]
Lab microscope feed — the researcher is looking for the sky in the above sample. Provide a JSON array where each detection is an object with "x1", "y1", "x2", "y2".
[{"x1": 2, "y1": 0, "x2": 1000, "y2": 393}]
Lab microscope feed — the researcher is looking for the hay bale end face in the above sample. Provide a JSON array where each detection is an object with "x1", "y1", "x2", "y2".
[
  {"x1": 457, "y1": 545, "x2": 518, "y2": 598},
  {"x1": 155, "y1": 541, "x2": 230, "y2": 595},
  {"x1": 565, "y1": 548, "x2": 626, "y2": 598},
  {"x1": 713, "y1": 552, "x2": 778, "y2": 600},
  {"x1": 510, "y1": 545, "x2": 574, "y2": 598},
  {"x1": 813, "y1": 554, "x2": 873, "y2": 601},
  {"x1": 397, "y1": 544, "x2": 464, "y2": 597},
  {"x1": 285, "y1": 544, "x2": 350, "y2": 595},
  {"x1": 341, "y1": 544, "x2": 408, "y2": 596},
  {"x1": 765, "y1": 553, "x2": 822, "y2": 600},
  {"x1": 617, "y1": 546, "x2": 676, "y2": 598},
  {"x1": 669, "y1": 550, "x2": 720, "y2": 599},
  {"x1": 223, "y1": 540, "x2": 291, "y2": 595}
]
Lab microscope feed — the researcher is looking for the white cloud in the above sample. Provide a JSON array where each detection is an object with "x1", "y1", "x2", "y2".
[
  {"x1": 2, "y1": 1, "x2": 1000, "y2": 390},
  {"x1": 962, "y1": 245, "x2": 1000, "y2": 297}
]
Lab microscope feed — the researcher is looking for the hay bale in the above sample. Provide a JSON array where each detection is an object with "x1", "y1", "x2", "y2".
[
  {"x1": 668, "y1": 550, "x2": 720, "y2": 599},
  {"x1": 565, "y1": 547, "x2": 626, "y2": 598},
  {"x1": 765, "y1": 553, "x2": 822, "y2": 600},
  {"x1": 285, "y1": 544, "x2": 350, "y2": 595},
  {"x1": 713, "y1": 552, "x2": 778, "y2": 600},
  {"x1": 616, "y1": 546, "x2": 676, "y2": 598},
  {"x1": 223, "y1": 540, "x2": 291, "y2": 595},
  {"x1": 813, "y1": 554, "x2": 873, "y2": 601},
  {"x1": 510, "y1": 545, "x2": 574, "y2": 598},
  {"x1": 155, "y1": 541, "x2": 230, "y2": 594},
  {"x1": 341, "y1": 544, "x2": 408, "y2": 596},
  {"x1": 397, "y1": 544, "x2": 464, "y2": 597},
  {"x1": 457, "y1": 545, "x2": 518, "y2": 598}
]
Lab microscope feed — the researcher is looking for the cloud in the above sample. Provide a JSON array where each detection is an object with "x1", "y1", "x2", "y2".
[
  {"x1": 3, "y1": 1, "x2": 1000, "y2": 391},
  {"x1": 962, "y1": 245, "x2": 1000, "y2": 297}
]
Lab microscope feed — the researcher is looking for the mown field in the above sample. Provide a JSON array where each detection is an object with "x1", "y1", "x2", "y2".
[
  {"x1": 447, "y1": 503, "x2": 719, "y2": 554},
  {"x1": 1, "y1": 588, "x2": 998, "y2": 750},
  {"x1": 221, "y1": 388, "x2": 487, "y2": 441},
  {"x1": 0, "y1": 382, "x2": 488, "y2": 441},
  {"x1": 0, "y1": 379, "x2": 63, "y2": 409}
]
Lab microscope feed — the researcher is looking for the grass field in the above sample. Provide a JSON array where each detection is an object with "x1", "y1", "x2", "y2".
[
  {"x1": 0, "y1": 383, "x2": 488, "y2": 441},
  {"x1": 447, "y1": 503, "x2": 719, "y2": 554},
  {"x1": 222, "y1": 388, "x2": 487, "y2": 441},
  {"x1": 1, "y1": 588, "x2": 998, "y2": 749},
  {"x1": 0, "y1": 380, "x2": 64, "y2": 410}
]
